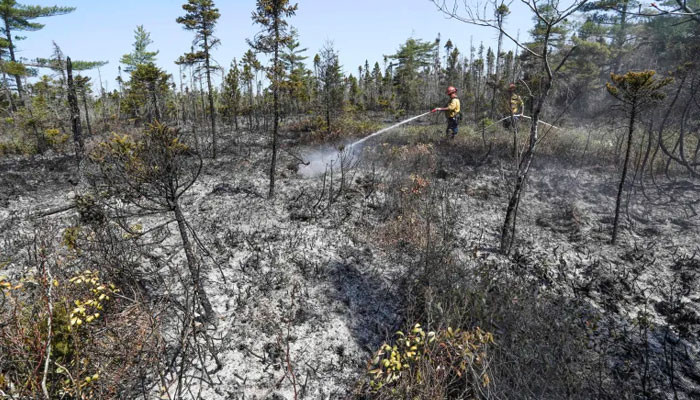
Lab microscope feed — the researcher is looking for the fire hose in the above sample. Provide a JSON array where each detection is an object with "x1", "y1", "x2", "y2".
[{"x1": 488, "y1": 114, "x2": 560, "y2": 130}]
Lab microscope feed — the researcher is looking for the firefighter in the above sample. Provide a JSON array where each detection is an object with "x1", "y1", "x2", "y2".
[
  {"x1": 431, "y1": 86, "x2": 461, "y2": 138},
  {"x1": 505, "y1": 83, "x2": 524, "y2": 128}
]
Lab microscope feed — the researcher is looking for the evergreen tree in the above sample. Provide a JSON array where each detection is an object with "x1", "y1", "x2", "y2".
[
  {"x1": 220, "y1": 59, "x2": 241, "y2": 130},
  {"x1": 240, "y1": 49, "x2": 260, "y2": 128},
  {"x1": 431, "y1": 34, "x2": 442, "y2": 105},
  {"x1": 74, "y1": 75, "x2": 92, "y2": 135},
  {"x1": 280, "y1": 28, "x2": 307, "y2": 75},
  {"x1": 642, "y1": 0, "x2": 700, "y2": 66},
  {"x1": 362, "y1": 60, "x2": 372, "y2": 108},
  {"x1": 176, "y1": 0, "x2": 220, "y2": 158},
  {"x1": 387, "y1": 38, "x2": 436, "y2": 111},
  {"x1": 490, "y1": 2, "x2": 510, "y2": 117},
  {"x1": 120, "y1": 25, "x2": 159, "y2": 73},
  {"x1": 33, "y1": 42, "x2": 107, "y2": 86},
  {"x1": 444, "y1": 39, "x2": 453, "y2": 67},
  {"x1": 606, "y1": 70, "x2": 672, "y2": 243},
  {"x1": 122, "y1": 63, "x2": 171, "y2": 123},
  {"x1": 472, "y1": 44, "x2": 485, "y2": 120},
  {"x1": 445, "y1": 46, "x2": 461, "y2": 86},
  {"x1": 529, "y1": 4, "x2": 571, "y2": 50},
  {"x1": 580, "y1": 0, "x2": 642, "y2": 72},
  {"x1": 347, "y1": 74, "x2": 361, "y2": 109},
  {"x1": 381, "y1": 60, "x2": 394, "y2": 110},
  {"x1": 0, "y1": 0, "x2": 74, "y2": 96},
  {"x1": 556, "y1": 36, "x2": 610, "y2": 116},
  {"x1": 280, "y1": 28, "x2": 308, "y2": 114},
  {"x1": 248, "y1": 0, "x2": 298, "y2": 199},
  {"x1": 317, "y1": 43, "x2": 344, "y2": 132},
  {"x1": 370, "y1": 61, "x2": 382, "y2": 110},
  {"x1": 1, "y1": 36, "x2": 15, "y2": 109}
]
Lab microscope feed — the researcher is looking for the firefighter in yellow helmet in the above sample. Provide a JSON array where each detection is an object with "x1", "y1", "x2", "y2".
[{"x1": 431, "y1": 86, "x2": 461, "y2": 138}]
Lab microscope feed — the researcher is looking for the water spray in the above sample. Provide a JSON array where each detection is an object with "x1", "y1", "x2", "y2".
[
  {"x1": 346, "y1": 111, "x2": 431, "y2": 149},
  {"x1": 297, "y1": 112, "x2": 559, "y2": 178},
  {"x1": 299, "y1": 111, "x2": 431, "y2": 177}
]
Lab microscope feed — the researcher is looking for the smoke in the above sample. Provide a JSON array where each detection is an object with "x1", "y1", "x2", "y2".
[
  {"x1": 298, "y1": 145, "x2": 361, "y2": 178},
  {"x1": 298, "y1": 112, "x2": 431, "y2": 178}
]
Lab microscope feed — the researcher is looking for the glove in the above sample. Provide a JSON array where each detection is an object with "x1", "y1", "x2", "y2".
[{"x1": 431, "y1": 108, "x2": 438, "y2": 113}]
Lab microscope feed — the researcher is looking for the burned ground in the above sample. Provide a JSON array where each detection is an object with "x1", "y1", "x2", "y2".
[{"x1": 1, "y1": 122, "x2": 699, "y2": 399}]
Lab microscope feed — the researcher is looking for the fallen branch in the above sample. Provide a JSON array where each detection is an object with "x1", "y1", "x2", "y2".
[
  {"x1": 32, "y1": 203, "x2": 76, "y2": 219},
  {"x1": 281, "y1": 147, "x2": 310, "y2": 166}
]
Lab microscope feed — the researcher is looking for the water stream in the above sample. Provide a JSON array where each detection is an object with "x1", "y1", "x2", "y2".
[{"x1": 299, "y1": 112, "x2": 431, "y2": 177}]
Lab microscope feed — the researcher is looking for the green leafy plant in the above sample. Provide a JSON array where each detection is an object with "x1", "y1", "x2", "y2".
[
  {"x1": 363, "y1": 323, "x2": 493, "y2": 398},
  {"x1": 0, "y1": 267, "x2": 125, "y2": 398}
]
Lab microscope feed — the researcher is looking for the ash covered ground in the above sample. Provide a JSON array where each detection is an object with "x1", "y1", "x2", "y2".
[{"x1": 1, "y1": 123, "x2": 699, "y2": 399}]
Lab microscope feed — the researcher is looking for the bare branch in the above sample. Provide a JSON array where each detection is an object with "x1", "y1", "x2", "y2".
[
  {"x1": 431, "y1": 0, "x2": 541, "y2": 58},
  {"x1": 41, "y1": 259, "x2": 53, "y2": 400},
  {"x1": 667, "y1": 1, "x2": 700, "y2": 23},
  {"x1": 554, "y1": 45, "x2": 577, "y2": 74}
]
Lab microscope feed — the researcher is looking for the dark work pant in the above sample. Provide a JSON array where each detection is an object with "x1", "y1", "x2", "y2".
[
  {"x1": 446, "y1": 117, "x2": 459, "y2": 136},
  {"x1": 503, "y1": 115, "x2": 520, "y2": 129}
]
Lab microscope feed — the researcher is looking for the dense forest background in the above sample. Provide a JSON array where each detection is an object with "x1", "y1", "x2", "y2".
[{"x1": 1, "y1": 0, "x2": 699, "y2": 161}]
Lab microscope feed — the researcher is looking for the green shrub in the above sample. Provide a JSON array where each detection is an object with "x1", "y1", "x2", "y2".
[
  {"x1": 360, "y1": 323, "x2": 493, "y2": 399},
  {"x1": 0, "y1": 265, "x2": 157, "y2": 399},
  {"x1": 288, "y1": 113, "x2": 383, "y2": 144}
]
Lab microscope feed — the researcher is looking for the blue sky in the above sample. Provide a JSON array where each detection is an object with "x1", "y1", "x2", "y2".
[{"x1": 18, "y1": 0, "x2": 534, "y2": 91}]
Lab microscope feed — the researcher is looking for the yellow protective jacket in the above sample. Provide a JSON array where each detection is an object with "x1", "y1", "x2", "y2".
[
  {"x1": 509, "y1": 93, "x2": 524, "y2": 115},
  {"x1": 445, "y1": 97, "x2": 461, "y2": 118}
]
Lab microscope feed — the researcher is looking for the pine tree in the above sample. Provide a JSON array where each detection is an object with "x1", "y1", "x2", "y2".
[
  {"x1": 444, "y1": 39, "x2": 453, "y2": 67},
  {"x1": 122, "y1": 63, "x2": 171, "y2": 123},
  {"x1": 362, "y1": 60, "x2": 372, "y2": 108},
  {"x1": 120, "y1": 25, "x2": 159, "y2": 73},
  {"x1": 221, "y1": 59, "x2": 241, "y2": 130},
  {"x1": 431, "y1": 34, "x2": 442, "y2": 106},
  {"x1": 74, "y1": 75, "x2": 92, "y2": 135},
  {"x1": 33, "y1": 42, "x2": 107, "y2": 87},
  {"x1": 370, "y1": 61, "x2": 382, "y2": 110},
  {"x1": 490, "y1": 3, "x2": 510, "y2": 117},
  {"x1": 529, "y1": 4, "x2": 571, "y2": 51},
  {"x1": 176, "y1": 0, "x2": 220, "y2": 158},
  {"x1": 472, "y1": 43, "x2": 485, "y2": 120},
  {"x1": 486, "y1": 47, "x2": 495, "y2": 78},
  {"x1": 240, "y1": 50, "x2": 260, "y2": 129},
  {"x1": 381, "y1": 60, "x2": 394, "y2": 111},
  {"x1": 0, "y1": 0, "x2": 74, "y2": 96},
  {"x1": 280, "y1": 28, "x2": 308, "y2": 114},
  {"x1": 580, "y1": 0, "x2": 641, "y2": 73},
  {"x1": 248, "y1": 0, "x2": 298, "y2": 199},
  {"x1": 606, "y1": 70, "x2": 672, "y2": 243},
  {"x1": 280, "y1": 28, "x2": 307, "y2": 78},
  {"x1": 387, "y1": 38, "x2": 436, "y2": 111},
  {"x1": 445, "y1": 47, "x2": 460, "y2": 87},
  {"x1": 347, "y1": 74, "x2": 361, "y2": 109},
  {"x1": 1, "y1": 36, "x2": 15, "y2": 110},
  {"x1": 317, "y1": 43, "x2": 344, "y2": 133}
]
